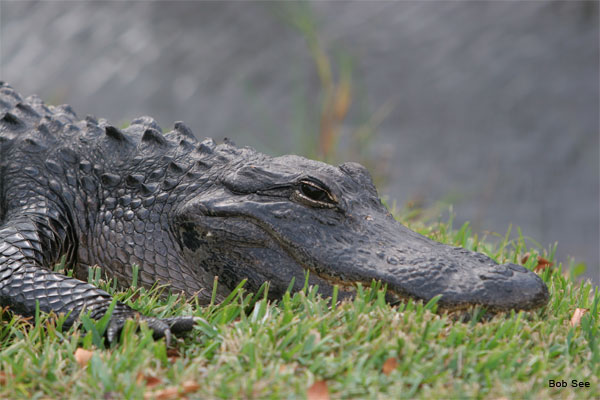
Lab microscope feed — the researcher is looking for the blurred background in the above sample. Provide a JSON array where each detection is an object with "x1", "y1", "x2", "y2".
[{"x1": 1, "y1": 1, "x2": 598, "y2": 284}]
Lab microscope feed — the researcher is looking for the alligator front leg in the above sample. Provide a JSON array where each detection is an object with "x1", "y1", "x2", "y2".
[{"x1": 0, "y1": 214, "x2": 195, "y2": 344}]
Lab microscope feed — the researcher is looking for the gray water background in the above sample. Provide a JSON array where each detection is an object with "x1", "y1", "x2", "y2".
[{"x1": 1, "y1": 1, "x2": 598, "y2": 284}]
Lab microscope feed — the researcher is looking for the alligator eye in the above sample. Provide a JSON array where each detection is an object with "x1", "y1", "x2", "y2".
[
  {"x1": 300, "y1": 182, "x2": 329, "y2": 202},
  {"x1": 293, "y1": 179, "x2": 336, "y2": 208}
]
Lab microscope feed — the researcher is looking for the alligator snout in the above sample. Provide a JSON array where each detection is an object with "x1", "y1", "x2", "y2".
[
  {"x1": 311, "y1": 210, "x2": 550, "y2": 312},
  {"x1": 473, "y1": 262, "x2": 549, "y2": 310},
  {"x1": 367, "y1": 235, "x2": 550, "y2": 311}
]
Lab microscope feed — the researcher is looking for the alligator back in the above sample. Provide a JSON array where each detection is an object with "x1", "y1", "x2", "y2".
[{"x1": 0, "y1": 82, "x2": 255, "y2": 300}]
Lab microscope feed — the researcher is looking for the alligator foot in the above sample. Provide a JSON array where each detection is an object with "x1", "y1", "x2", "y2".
[{"x1": 105, "y1": 314, "x2": 198, "y2": 345}]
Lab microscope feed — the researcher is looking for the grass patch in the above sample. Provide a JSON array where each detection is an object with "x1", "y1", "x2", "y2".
[{"x1": 0, "y1": 214, "x2": 597, "y2": 399}]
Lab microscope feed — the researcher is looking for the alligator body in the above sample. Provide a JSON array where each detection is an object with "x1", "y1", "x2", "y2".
[{"x1": 0, "y1": 83, "x2": 548, "y2": 340}]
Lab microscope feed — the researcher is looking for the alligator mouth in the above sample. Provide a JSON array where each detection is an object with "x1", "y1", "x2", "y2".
[
  {"x1": 306, "y1": 265, "x2": 548, "y2": 313},
  {"x1": 281, "y1": 240, "x2": 549, "y2": 313},
  {"x1": 306, "y1": 272, "x2": 419, "y2": 308},
  {"x1": 298, "y1": 267, "x2": 443, "y2": 309},
  {"x1": 273, "y1": 247, "x2": 431, "y2": 309}
]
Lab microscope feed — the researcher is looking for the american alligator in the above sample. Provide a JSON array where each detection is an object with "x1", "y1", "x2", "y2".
[{"x1": 0, "y1": 82, "x2": 549, "y2": 342}]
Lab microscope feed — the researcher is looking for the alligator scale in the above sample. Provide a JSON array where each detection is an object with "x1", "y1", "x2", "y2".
[{"x1": 0, "y1": 83, "x2": 549, "y2": 341}]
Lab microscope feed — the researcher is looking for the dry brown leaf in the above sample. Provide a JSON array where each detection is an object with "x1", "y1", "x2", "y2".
[
  {"x1": 181, "y1": 380, "x2": 201, "y2": 394},
  {"x1": 0, "y1": 371, "x2": 10, "y2": 385},
  {"x1": 143, "y1": 380, "x2": 200, "y2": 400},
  {"x1": 521, "y1": 253, "x2": 554, "y2": 273},
  {"x1": 166, "y1": 348, "x2": 180, "y2": 358},
  {"x1": 129, "y1": 292, "x2": 141, "y2": 303},
  {"x1": 570, "y1": 308, "x2": 589, "y2": 327},
  {"x1": 144, "y1": 387, "x2": 179, "y2": 400},
  {"x1": 166, "y1": 348, "x2": 180, "y2": 364},
  {"x1": 534, "y1": 256, "x2": 554, "y2": 272},
  {"x1": 74, "y1": 348, "x2": 94, "y2": 368},
  {"x1": 382, "y1": 357, "x2": 398, "y2": 376},
  {"x1": 307, "y1": 380, "x2": 330, "y2": 400},
  {"x1": 146, "y1": 376, "x2": 162, "y2": 389}
]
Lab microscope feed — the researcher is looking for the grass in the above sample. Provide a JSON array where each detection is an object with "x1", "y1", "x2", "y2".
[{"x1": 0, "y1": 212, "x2": 597, "y2": 399}]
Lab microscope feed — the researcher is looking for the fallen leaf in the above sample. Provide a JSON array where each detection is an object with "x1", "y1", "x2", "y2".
[
  {"x1": 0, "y1": 371, "x2": 10, "y2": 385},
  {"x1": 382, "y1": 357, "x2": 398, "y2": 376},
  {"x1": 181, "y1": 380, "x2": 201, "y2": 394},
  {"x1": 136, "y1": 372, "x2": 162, "y2": 389},
  {"x1": 129, "y1": 292, "x2": 141, "y2": 303},
  {"x1": 144, "y1": 387, "x2": 179, "y2": 400},
  {"x1": 142, "y1": 380, "x2": 200, "y2": 400},
  {"x1": 74, "y1": 348, "x2": 94, "y2": 368},
  {"x1": 521, "y1": 253, "x2": 554, "y2": 273},
  {"x1": 307, "y1": 380, "x2": 330, "y2": 400},
  {"x1": 166, "y1": 348, "x2": 180, "y2": 358},
  {"x1": 166, "y1": 348, "x2": 180, "y2": 364},
  {"x1": 570, "y1": 308, "x2": 589, "y2": 327},
  {"x1": 534, "y1": 256, "x2": 554, "y2": 272}
]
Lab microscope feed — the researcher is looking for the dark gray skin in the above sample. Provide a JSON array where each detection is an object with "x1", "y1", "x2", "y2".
[{"x1": 0, "y1": 82, "x2": 549, "y2": 343}]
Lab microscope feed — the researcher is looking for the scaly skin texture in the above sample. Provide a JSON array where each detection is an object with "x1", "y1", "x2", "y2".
[{"x1": 0, "y1": 83, "x2": 549, "y2": 341}]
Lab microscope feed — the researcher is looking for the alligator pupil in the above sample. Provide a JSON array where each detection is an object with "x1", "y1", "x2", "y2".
[{"x1": 301, "y1": 183, "x2": 329, "y2": 202}]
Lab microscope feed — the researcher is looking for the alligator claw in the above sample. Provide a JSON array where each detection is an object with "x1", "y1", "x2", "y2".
[
  {"x1": 163, "y1": 316, "x2": 199, "y2": 334},
  {"x1": 105, "y1": 316, "x2": 129, "y2": 345},
  {"x1": 146, "y1": 318, "x2": 173, "y2": 345},
  {"x1": 104, "y1": 314, "x2": 197, "y2": 346}
]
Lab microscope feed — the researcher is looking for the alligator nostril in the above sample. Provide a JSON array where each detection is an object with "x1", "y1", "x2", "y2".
[
  {"x1": 387, "y1": 256, "x2": 399, "y2": 265},
  {"x1": 480, "y1": 266, "x2": 514, "y2": 280},
  {"x1": 507, "y1": 263, "x2": 528, "y2": 274},
  {"x1": 487, "y1": 264, "x2": 514, "y2": 278}
]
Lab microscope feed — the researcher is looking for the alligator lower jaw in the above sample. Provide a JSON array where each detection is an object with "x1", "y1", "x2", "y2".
[
  {"x1": 309, "y1": 271, "x2": 524, "y2": 314},
  {"x1": 307, "y1": 270, "x2": 426, "y2": 309}
]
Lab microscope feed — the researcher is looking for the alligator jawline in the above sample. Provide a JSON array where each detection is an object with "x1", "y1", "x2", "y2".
[{"x1": 307, "y1": 269, "x2": 502, "y2": 313}]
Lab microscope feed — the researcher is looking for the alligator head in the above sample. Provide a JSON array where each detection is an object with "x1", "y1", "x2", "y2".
[{"x1": 174, "y1": 148, "x2": 549, "y2": 311}]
